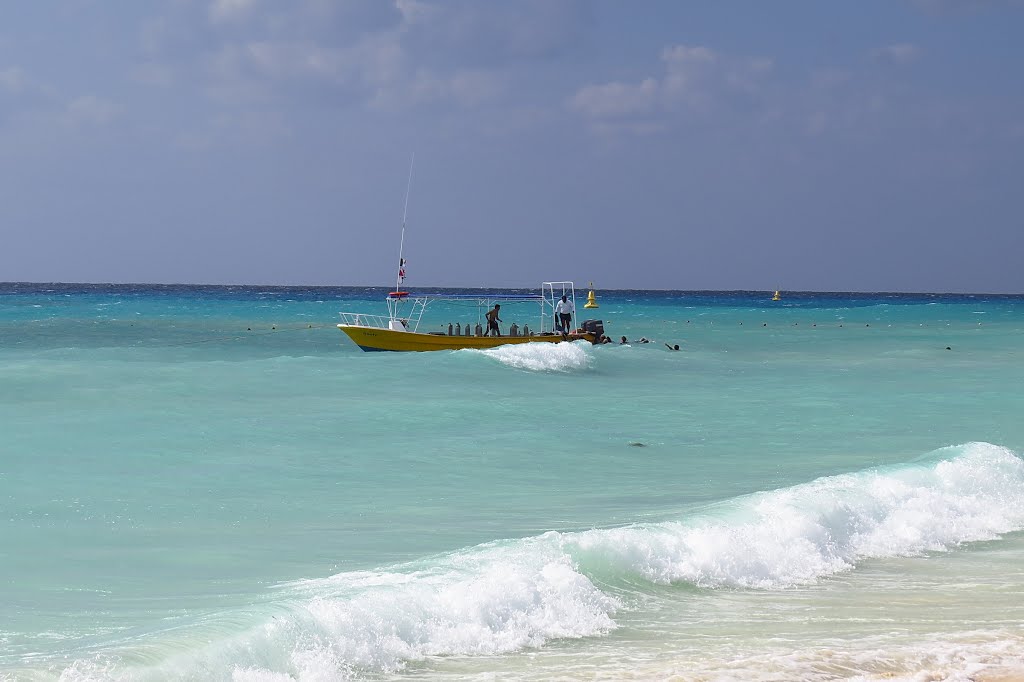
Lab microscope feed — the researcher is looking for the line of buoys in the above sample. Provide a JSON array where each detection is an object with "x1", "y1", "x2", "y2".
[
  {"x1": 173, "y1": 323, "x2": 330, "y2": 346},
  {"x1": 667, "y1": 319, "x2": 987, "y2": 327}
]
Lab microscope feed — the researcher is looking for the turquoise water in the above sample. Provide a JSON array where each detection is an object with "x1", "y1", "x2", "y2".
[{"x1": 2, "y1": 284, "x2": 1023, "y2": 681}]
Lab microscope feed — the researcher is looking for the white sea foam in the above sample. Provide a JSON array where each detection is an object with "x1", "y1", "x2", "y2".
[
  {"x1": 628, "y1": 631, "x2": 1024, "y2": 682},
  {"x1": 568, "y1": 442, "x2": 1024, "y2": 589},
  {"x1": 468, "y1": 340, "x2": 592, "y2": 372},
  {"x1": 89, "y1": 540, "x2": 620, "y2": 680},
  {"x1": 53, "y1": 443, "x2": 1024, "y2": 680},
  {"x1": 259, "y1": 539, "x2": 618, "y2": 676}
]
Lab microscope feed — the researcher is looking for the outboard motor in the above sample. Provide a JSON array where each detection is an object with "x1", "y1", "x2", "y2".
[{"x1": 580, "y1": 319, "x2": 604, "y2": 340}]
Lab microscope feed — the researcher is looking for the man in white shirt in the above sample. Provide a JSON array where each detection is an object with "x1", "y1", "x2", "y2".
[{"x1": 555, "y1": 295, "x2": 574, "y2": 335}]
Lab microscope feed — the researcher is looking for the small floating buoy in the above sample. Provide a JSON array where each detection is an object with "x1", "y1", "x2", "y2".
[{"x1": 584, "y1": 282, "x2": 599, "y2": 309}]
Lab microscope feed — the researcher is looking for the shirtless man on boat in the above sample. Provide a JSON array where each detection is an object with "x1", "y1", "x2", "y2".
[{"x1": 484, "y1": 304, "x2": 502, "y2": 336}]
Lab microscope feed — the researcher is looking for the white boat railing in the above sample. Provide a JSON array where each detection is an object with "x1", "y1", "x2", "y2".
[
  {"x1": 338, "y1": 312, "x2": 394, "y2": 329},
  {"x1": 339, "y1": 281, "x2": 581, "y2": 335},
  {"x1": 541, "y1": 281, "x2": 579, "y2": 333}
]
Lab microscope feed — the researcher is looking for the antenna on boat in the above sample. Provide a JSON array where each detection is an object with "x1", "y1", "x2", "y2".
[{"x1": 395, "y1": 153, "x2": 415, "y2": 293}]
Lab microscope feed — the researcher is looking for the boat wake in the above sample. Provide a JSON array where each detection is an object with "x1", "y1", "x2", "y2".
[{"x1": 465, "y1": 340, "x2": 592, "y2": 372}]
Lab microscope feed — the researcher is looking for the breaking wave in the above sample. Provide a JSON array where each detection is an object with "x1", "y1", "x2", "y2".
[{"x1": 42, "y1": 442, "x2": 1024, "y2": 680}]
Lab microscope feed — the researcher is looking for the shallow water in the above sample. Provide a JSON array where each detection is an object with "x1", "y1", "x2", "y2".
[{"x1": 1, "y1": 284, "x2": 1023, "y2": 681}]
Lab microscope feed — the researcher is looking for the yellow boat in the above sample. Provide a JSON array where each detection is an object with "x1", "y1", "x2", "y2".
[
  {"x1": 339, "y1": 162, "x2": 604, "y2": 351},
  {"x1": 340, "y1": 325, "x2": 596, "y2": 352},
  {"x1": 338, "y1": 282, "x2": 604, "y2": 352}
]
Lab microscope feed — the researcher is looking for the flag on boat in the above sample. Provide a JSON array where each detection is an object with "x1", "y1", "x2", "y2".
[{"x1": 398, "y1": 258, "x2": 407, "y2": 283}]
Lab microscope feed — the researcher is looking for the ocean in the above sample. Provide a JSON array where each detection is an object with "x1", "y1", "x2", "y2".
[{"x1": 1, "y1": 283, "x2": 1022, "y2": 681}]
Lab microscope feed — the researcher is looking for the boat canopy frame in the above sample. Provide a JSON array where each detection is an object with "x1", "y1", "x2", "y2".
[{"x1": 339, "y1": 281, "x2": 581, "y2": 335}]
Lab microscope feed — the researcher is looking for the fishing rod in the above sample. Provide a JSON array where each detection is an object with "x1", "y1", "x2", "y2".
[{"x1": 395, "y1": 153, "x2": 415, "y2": 293}]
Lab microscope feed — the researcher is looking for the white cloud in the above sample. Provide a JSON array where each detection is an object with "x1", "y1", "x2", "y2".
[
  {"x1": 184, "y1": 1, "x2": 564, "y2": 114},
  {"x1": 209, "y1": 0, "x2": 258, "y2": 24},
  {"x1": 590, "y1": 119, "x2": 667, "y2": 137},
  {"x1": 661, "y1": 45, "x2": 716, "y2": 108},
  {"x1": 396, "y1": 0, "x2": 589, "y2": 62},
  {"x1": 66, "y1": 95, "x2": 119, "y2": 125},
  {"x1": 910, "y1": 0, "x2": 1024, "y2": 14},
  {"x1": 0, "y1": 66, "x2": 28, "y2": 93},
  {"x1": 139, "y1": 17, "x2": 170, "y2": 55},
  {"x1": 807, "y1": 111, "x2": 827, "y2": 136},
  {"x1": 870, "y1": 43, "x2": 922, "y2": 64},
  {"x1": 371, "y1": 66, "x2": 503, "y2": 111},
  {"x1": 226, "y1": 110, "x2": 294, "y2": 143},
  {"x1": 447, "y1": 69, "x2": 504, "y2": 106},
  {"x1": 0, "y1": 66, "x2": 61, "y2": 104},
  {"x1": 209, "y1": 32, "x2": 405, "y2": 96},
  {"x1": 131, "y1": 62, "x2": 175, "y2": 87},
  {"x1": 726, "y1": 57, "x2": 775, "y2": 93},
  {"x1": 171, "y1": 109, "x2": 293, "y2": 153},
  {"x1": 569, "y1": 78, "x2": 658, "y2": 118},
  {"x1": 396, "y1": 0, "x2": 436, "y2": 25},
  {"x1": 662, "y1": 45, "x2": 716, "y2": 75},
  {"x1": 811, "y1": 68, "x2": 851, "y2": 89},
  {"x1": 569, "y1": 44, "x2": 773, "y2": 132},
  {"x1": 173, "y1": 130, "x2": 212, "y2": 152}
]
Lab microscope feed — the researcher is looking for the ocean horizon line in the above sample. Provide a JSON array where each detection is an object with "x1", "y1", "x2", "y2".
[{"x1": 2, "y1": 281, "x2": 1022, "y2": 298}]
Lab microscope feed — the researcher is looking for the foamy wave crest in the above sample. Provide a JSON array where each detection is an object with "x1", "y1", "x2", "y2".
[
  {"x1": 50, "y1": 443, "x2": 1024, "y2": 680},
  {"x1": 468, "y1": 341, "x2": 591, "y2": 372},
  {"x1": 222, "y1": 538, "x2": 617, "y2": 679},
  {"x1": 566, "y1": 442, "x2": 1024, "y2": 589}
]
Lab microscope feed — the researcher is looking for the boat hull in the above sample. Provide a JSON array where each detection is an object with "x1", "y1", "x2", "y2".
[{"x1": 338, "y1": 325, "x2": 596, "y2": 352}]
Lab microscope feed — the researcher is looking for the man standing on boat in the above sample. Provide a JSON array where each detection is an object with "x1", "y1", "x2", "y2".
[
  {"x1": 555, "y1": 295, "x2": 574, "y2": 335},
  {"x1": 485, "y1": 304, "x2": 502, "y2": 336}
]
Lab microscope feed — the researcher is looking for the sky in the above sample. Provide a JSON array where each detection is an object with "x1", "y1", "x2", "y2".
[{"x1": 1, "y1": 0, "x2": 1022, "y2": 293}]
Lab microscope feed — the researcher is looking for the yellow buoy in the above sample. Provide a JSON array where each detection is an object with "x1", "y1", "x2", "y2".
[
  {"x1": 772, "y1": 290, "x2": 781, "y2": 301},
  {"x1": 584, "y1": 282, "x2": 599, "y2": 308}
]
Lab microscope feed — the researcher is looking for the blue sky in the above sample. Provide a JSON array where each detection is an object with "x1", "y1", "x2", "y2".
[{"x1": 1, "y1": 0, "x2": 1021, "y2": 292}]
